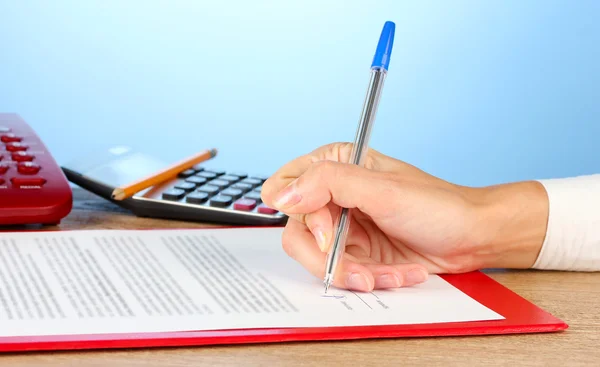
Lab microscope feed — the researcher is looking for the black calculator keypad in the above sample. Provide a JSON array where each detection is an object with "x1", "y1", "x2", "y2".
[{"x1": 154, "y1": 165, "x2": 281, "y2": 217}]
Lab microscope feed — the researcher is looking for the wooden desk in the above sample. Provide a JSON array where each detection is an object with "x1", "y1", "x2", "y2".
[{"x1": 2, "y1": 189, "x2": 599, "y2": 366}]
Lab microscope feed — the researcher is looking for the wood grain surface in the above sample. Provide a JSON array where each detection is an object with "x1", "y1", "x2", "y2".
[{"x1": 1, "y1": 189, "x2": 598, "y2": 366}]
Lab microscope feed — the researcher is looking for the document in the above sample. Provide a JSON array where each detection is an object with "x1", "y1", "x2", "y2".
[{"x1": 0, "y1": 227, "x2": 503, "y2": 337}]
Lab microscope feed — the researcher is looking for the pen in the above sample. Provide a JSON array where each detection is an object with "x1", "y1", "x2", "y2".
[{"x1": 323, "y1": 21, "x2": 395, "y2": 293}]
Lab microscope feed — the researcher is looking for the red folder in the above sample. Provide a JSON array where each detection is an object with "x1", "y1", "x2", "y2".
[{"x1": 0, "y1": 270, "x2": 567, "y2": 352}]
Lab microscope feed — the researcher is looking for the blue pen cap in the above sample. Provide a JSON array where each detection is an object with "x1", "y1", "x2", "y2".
[{"x1": 371, "y1": 21, "x2": 395, "y2": 71}]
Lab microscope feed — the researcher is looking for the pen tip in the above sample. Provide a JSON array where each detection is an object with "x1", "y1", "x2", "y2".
[{"x1": 324, "y1": 283, "x2": 330, "y2": 294}]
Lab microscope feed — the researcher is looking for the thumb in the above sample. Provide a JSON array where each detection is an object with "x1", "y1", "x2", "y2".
[{"x1": 268, "y1": 160, "x2": 396, "y2": 218}]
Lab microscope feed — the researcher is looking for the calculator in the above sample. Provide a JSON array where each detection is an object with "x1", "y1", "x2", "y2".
[
  {"x1": 61, "y1": 146, "x2": 287, "y2": 226},
  {"x1": 0, "y1": 113, "x2": 73, "y2": 226}
]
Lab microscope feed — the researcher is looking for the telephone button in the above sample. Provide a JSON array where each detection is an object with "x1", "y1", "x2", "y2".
[
  {"x1": 5, "y1": 142, "x2": 28, "y2": 152},
  {"x1": 11, "y1": 177, "x2": 47, "y2": 187},
  {"x1": 18, "y1": 162, "x2": 41, "y2": 175},
  {"x1": 1, "y1": 133, "x2": 22, "y2": 143},
  {"x1": 11, "y1": 152, "x2": 34, "y2": 162}
]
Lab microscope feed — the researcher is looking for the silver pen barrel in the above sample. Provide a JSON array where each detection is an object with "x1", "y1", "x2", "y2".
[{"x1": 323, "y1": 67, "x2": 387, "y2": 292}]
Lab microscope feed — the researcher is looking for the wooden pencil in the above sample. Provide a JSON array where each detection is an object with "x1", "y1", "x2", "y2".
[{"x1": 111, "y1": 148, "x2": 218, "y2": 201}]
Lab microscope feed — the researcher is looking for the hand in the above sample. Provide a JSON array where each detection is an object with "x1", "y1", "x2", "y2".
[{"x1": 261, "y1": 142, "x2": 549, "y2": 292}]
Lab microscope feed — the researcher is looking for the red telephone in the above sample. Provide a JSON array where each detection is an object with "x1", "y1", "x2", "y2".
[{"x1": 0, "y1": 113, "x2": 72, "y2": 226}]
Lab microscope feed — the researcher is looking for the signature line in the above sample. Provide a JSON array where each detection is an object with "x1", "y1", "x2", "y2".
[{"x1": 350, "y1": 291, "x2": 372, "y2": 309}]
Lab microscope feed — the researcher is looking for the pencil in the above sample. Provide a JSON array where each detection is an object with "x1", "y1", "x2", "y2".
[{"x1": 111, "y1": 148, "x2": 218, "y2": 201}]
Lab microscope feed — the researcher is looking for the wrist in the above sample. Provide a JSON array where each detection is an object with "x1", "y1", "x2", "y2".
[{"x1": 468, "y1": 181, "x2": 550, "y2": 269}]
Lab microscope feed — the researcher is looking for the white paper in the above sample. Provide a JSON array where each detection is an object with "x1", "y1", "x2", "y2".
[{"x1": 0, "y1": 227, "x2": 503, "y2": 337}]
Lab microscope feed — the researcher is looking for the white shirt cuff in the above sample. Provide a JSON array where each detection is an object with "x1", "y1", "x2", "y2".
[{"x1": 533, "y1": 174, "x2": 600, "y2": 271}]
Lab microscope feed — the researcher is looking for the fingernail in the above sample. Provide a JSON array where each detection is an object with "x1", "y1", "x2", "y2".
[
  {"x1": 405, "y1": 269, "x2": 428, "y2": 285},
  {"x1": 374, "y1": 273, "x2": 401, "y2": 288},
  {"x1": 345, "y1": 273, "x2": 370, "y2": 292},
  {"x1": 314, "y1": 227, "x2": 328, "y2": 252},
  {"x1": 273, "y1": 180, "x2": 302, "y2": 209}
]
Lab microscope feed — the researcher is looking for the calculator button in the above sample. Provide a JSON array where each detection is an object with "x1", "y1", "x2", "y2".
[
  {"x1": 11, "y1": 152, "x2": 34, "y2": 161},
  {"x1": 253, "y1": 185, "x2": 262, "y2": 193},
  {"x1": 0, "y1": 164, "x2": 8, "y2": 174},
  {"x1": 219, "y1": 175, "x2": 241, "y2": 183},
  {"x1": 177, "y1": 169, "x2": 196, "y2": 178},
  {"x1": 241, "y1": 178, "x2": 262, "y2": 187},
  {"x1": 1, "y1": 133, "x2": 22, "y2": 143},
  {"x1": 17, "y1": 162, "x2": 41, "y2": 175},
  {"x1": 0, "y1": 127, "x2": 10, "y2": 133},
  {"x1": 162, "y1": 188, "x2": 185, "y2": 200},
  {"x1": 186, "y1": 191, "x2": 209, "y2": 204},
  {"x1": 6, "y1": 142, "x2": 28, "y2": 152},
  {"x1": 0, "y1": 178, "x2": 4, "y2": 185},
  {"x1": 204, "y1": 168, "x2": 226, "y2": 176},
  {"x1": 209, "y1": 179, "x2": 230, "y2": 189},
  {"x1": 11, "y1": 177, "x2": 47, "y2": 187},
  {"x1": 209, "y1": 194, "x2": 233, "y2": 207},
  {"x1": 244, "y1": 191, "x2": 262, "y2": 203},
  {"x1": 233, "y1": 198, "x2": 257, "y2": 211},
  {"x1": 220, "y1": 187, "x2": 243, "y2": 200},
  {"x1": 185, "y1": 176, "x2": 207, "y2": 185},
  {"x1": 232, "y1": 182, "x2": 252, "y2": 193},
  {"x1": 197, "y1": 184, "x2": 220, "y2": 196},
  {"x1": 251, "y1": 175, "x2": 270, "y2": 181},
  {"x1": 174, "y1": 181, "x2": 196, "y2": 192},
  {"x1": 192, "y1": 165, "x2": 204, "y2": 172},
  {"x1": 229, "y1": 172, "x2": 248, "y2": 179},
  {"x1": 257, "y1": 204, "x2": 278, "y2": 215},
  {"x1": 197, "y1": 171, "x2": 218, "y2": 179}
]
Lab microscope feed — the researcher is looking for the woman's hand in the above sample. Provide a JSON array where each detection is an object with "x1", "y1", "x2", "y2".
[{"x1": 261, "y1": 142, "x2": 549, "y2": 292}]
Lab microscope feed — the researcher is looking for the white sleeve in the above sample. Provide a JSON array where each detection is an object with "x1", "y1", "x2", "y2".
[{"x1": 533, "y1": 174, "x2": 600, "y2": 271}]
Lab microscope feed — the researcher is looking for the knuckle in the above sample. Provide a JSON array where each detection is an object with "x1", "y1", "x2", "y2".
[
  {"x1": 332, "y1": 142, "x2": 381, "y2": 170},
  {"x1": 310, "y1": 142, "x2": 351, "y2": 163},
  {"x1": 320, "y1": 141, "x2": 346, "y2": 154},
  {"x1": 336, "y1": 142, "x2": 355, "y2": 163}
]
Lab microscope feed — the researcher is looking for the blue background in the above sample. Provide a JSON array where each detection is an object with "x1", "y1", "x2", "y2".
[{"x1": 1, "y1": 0, "x2": 598, "y2": 187}]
